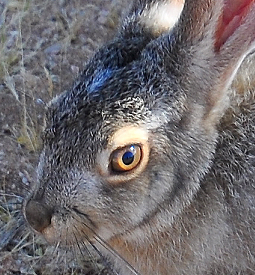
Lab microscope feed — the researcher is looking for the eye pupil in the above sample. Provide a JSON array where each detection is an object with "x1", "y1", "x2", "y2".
[
  {"x1": 111, "y1": 145, "x2": 142, "y2": 173},
  {"x1": 122, "y1": 151, "x2": 135, "y2": 166}
]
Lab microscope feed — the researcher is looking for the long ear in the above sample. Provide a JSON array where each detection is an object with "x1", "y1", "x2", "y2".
[
  {"x1": 83, "y1": 1, "x2": 185, "y2": 84},
  {"x1": 155, "y1": 0, "x2": 255, "y2": 126},
  {"x1": 122, "y1": 0, "x2": 185, "y2": 38}
]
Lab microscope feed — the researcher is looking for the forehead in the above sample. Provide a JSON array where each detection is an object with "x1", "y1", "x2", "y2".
[
  {"x1": 46, "y1": 61, "x2": 159, "y2": 131},
  {"x1": 45, "y1": 84, "x2": 150, "y2": 152},
  {"x1": 42, "y1": 80, "x2": 152, "y2": 170},
  {"x1": 43, "y1": 50, "x2": 180, "y2": 155},
  {"x1": 48, "y1": 90, "x2": 148, "y2": 129}
]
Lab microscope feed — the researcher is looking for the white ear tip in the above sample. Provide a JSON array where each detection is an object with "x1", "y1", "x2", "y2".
[{"x1": 140, "y1": 0, "x2": 185, "y2": 36}]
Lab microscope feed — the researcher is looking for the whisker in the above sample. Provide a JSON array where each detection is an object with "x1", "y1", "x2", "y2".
[
  {"x1": 87, "y1": 240, "x2": 120, "y2": 275},
  {"x1": 71, "y1": 214, "x2": 118, "y2": 274},
  {"x1": 93, "y1": 235, "x2": 140, "y2": 275},
  {"x1": 64, "y1": 224, "x2": 69, "y2": 275},
  {"x1": 80, "y1": 232, "x2": 119, "y2": 275},
  {"x1": 72, "y1": 213, "x2": 140, "y2": 275},
  {"x1": 63, "y1": 238, "x2": 70, "y2": 275},
  {"x1": 72, "y1": 227, "x2": 101, "y2": 274}
]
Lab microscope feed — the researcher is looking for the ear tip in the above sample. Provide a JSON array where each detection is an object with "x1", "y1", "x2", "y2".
[{"x1": 137, "y1": 0, "x2": 185, "y2": 37}]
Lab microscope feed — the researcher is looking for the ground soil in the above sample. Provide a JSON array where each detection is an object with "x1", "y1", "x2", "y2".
[{"x1": 0, "y1": 0, "x2": 129, "y2": 274}]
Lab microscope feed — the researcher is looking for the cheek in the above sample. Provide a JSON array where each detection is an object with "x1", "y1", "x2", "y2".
[{"x1": 71, "y1": 155, "x2": 173, "y2": 234}]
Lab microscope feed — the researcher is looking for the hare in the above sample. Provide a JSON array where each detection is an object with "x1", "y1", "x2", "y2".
[{"x1": 24, "y1": 0, "x2": 255, "y2": 274}]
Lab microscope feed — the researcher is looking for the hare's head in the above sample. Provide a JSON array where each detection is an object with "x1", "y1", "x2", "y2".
[{"x1": 24, "y1": 0, "x2": 255, "y2": 254}]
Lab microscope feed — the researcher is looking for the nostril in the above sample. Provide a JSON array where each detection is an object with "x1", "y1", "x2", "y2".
[{"x1": 25, "y1": 200, "x2": 52, "y2": 233}]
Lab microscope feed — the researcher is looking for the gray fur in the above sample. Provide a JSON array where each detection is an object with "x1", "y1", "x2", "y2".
[{"x1": 24, "y1": 0, "x2": 255, "y2": 274}]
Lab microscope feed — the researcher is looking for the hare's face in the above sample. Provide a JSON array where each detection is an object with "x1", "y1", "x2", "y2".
[
  {"x1": 25, "y1": 59, "x2": 216, "y2": 247},
  {"x1": 23, "y1": 0, "x2": 255, "y2": 273}
]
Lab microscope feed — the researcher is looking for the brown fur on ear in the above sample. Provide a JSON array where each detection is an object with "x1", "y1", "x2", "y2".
[{"x1": 215, "y1": 0, "x2": 255, "y2": 51}]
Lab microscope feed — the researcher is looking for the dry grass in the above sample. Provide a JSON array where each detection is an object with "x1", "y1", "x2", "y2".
[
  {"x1": 1, "y1": 0, "x2": 255, "y2": 274},
  {"x1": 0, "y1": 0, "x2": 129, "y2": 274}
]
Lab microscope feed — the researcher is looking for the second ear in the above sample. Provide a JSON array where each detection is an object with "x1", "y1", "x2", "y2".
[{"x1": 139, "y1": 0, "x2": 185, "y2": 36}]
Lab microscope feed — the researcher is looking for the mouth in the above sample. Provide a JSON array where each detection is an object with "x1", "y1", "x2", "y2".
[
  {"x1": 24, "y1": 198, "x2": 97, "y2": 246},
  {"x1": 40, "y1": 213, "x2": 97, "y2": 247}
]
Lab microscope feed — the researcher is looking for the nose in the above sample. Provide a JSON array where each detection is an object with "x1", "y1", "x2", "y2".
[{"x1": 24, "y1": 200, "x2": 52, "y2": 233}]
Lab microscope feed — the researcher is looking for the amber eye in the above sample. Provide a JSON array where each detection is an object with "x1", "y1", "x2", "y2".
[{"x1": 111, "y1": 145, "x2": 142, "y2": 172}]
